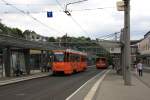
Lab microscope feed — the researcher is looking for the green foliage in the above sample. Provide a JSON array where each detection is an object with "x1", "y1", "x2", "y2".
[
  {"x1": 11, "y1": 28, "x2": 24, "y2": 38},
  {"x1": 48, "y1": 37, "x2": 56, "y2": 42},
  {"x1": 0, "y1": 22, "x2": 109, "y2": 58},
  {"x1": 0, "y1": 22, "x2": 9, "y2": 34},
  {"x1": 107, "y1": 55, "x2": 113, "y2": 65},
  {"x1": 0, "y1": 22, "x2": 24, "y2": 38}
]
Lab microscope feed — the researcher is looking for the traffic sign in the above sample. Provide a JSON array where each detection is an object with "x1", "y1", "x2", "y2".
[{"x1": 47, "y1": 11, "x2": 53, "y2": 17}]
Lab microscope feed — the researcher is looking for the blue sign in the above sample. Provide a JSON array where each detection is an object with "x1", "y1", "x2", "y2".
[{"x1": 47, "y1": 11, "x2": 53, "y2": 17}]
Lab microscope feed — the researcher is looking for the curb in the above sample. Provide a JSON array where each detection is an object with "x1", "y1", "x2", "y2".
[
  {"x1": 0, "y1": 73, "x2": 50, "y2": 86},
  {"x1": 84, "y1": 70, "x2": 110, "y2": 100},
  {"x1": 65, "y1": 70, "x2": 106, "y2": 100}
]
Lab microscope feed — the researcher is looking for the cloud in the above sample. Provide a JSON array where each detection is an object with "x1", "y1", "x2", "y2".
[{"x1": 0, "y1": 0, "x2": 150, "y2": 40}]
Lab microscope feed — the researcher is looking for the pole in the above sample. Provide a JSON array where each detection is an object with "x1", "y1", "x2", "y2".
[
  {"x1": 121, "y1": 28, "x2": 125, "y2": 79},
  {"x1": 64, "y1": 0, "x2": 88, "y2": 16},
  {"x1": 59, "y1": 38, "x2": 61, "y2": 48},
  {"x1": 124, "y1": 0, "x2": 131, "y2": 85},
  {"x1": 115, "y1": 32, "x2": 117, "y2": 41},
  {"x1": 66, "y1": 33, "x2": 67, "y2": 48},
  {"x1": 3, "y1": 47, "x2": 11, "y2": 77}
]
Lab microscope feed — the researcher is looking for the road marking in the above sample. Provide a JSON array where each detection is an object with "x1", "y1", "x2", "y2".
[
  {"x1": 65, "y1": 70, "x2": 105, "y2": 100},
  {"x1": 87, "y1": 65, "x2": 95, "y2": 68},
  {"x1": 84, "y1": 70, "x2": 110, "y2": 100},
  {"x1": 15, "y1": 93, "x2": 25, "y2": 96}
]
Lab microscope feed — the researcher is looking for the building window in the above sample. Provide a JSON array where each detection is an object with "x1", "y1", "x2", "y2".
[
  {"x1": 37, "y1": 37, "x2": 39, "y2": 39},
  {"x1": 32, "y1": 36, "x2": 35, "y2": 39}
]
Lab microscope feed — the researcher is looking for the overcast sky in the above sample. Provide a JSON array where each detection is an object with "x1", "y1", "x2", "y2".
[{"x1": 0, "y1": 0, "x2": 150, "y2": 40}]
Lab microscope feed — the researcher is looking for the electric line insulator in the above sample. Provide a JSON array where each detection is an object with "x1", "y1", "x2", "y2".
[{"x1": 64, "y1": 10, "x2": 71, "y2": 16}]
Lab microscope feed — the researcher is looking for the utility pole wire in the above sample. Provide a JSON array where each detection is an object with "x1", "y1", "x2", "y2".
[
  {"x1": 98, "y1": 32, "x2": 120, "y2": 40},
  {"x1": 55, "y1": 0, "x2": 65, "y2": 10},
  {"x1": 70, "y1": 7, "x2": 114, "y2": 12},
  {"x1": 1, "y1": 0, "x2": 64, "y2": 34},
  {"x1": 70, "y1": 16, "x2": 89, "y2": 35},
  {"x1": 65, "y1": 0, "x2": 88, "y2": 11}
]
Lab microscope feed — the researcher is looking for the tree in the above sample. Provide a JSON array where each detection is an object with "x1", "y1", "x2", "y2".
[
  {"x1": 11, "y1": 28, "x2": 24, "y2": 38},
  {"x1": 0, "y1": 22, "x2": 24, "y2": 38},
  {"x1": 0, "y1": 22, "x2": 8, "y2": 34},
  {"x1": 48, "y1": 37, "x2": 56, "y2": 42}
]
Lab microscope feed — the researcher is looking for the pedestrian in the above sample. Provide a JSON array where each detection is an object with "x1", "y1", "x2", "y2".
[
  {"x1": 112, "y1": 63, "x2": 115, "y2": 70},
  {"x1": 137, "y1": 60, "x2": 143, "y2": 77}
]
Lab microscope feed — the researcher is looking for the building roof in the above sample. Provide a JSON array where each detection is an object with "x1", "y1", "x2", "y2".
[{"x1": 144, "y1": 31, "x2": 150, "y2": 38}]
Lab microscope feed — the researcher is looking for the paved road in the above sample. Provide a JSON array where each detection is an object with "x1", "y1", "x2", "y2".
[{"x1": 0, "y1": 67, "x2": 102, "y2": 100}]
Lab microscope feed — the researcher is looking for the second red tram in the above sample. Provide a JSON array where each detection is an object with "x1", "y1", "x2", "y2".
[{"x1": 96, "y1": 57, "x2": 108, "y2": 69}]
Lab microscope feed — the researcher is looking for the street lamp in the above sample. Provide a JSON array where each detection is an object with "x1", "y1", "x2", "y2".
[{"x1": 64, "y1": 0, "x2": 88, "y2": 16}]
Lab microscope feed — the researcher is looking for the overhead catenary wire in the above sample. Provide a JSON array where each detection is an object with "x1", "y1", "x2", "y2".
[
  {"x1": 0, "y1": 7, "x2": 115, "y2": 14},
  {"x1": 1, "y1": 0, "x2": 121, "y2": 41},
  {"x1": 70, "y1": 7, "x2": 114, "y2": 12},
  {"x1": 70, "y1": 16, "x2": 89, "y2": 36},
  {"x1": 55, "y1": 0, "x2": 65, "y2": 10},
  {"x1": 98, "y1": 33, "x2": 116, "y2": 40},
  {"x1": 56, "y1": 0, "x2": 119, "y2": 40},
  {"x1": 98, "y1": 33, "x2": 115, "y2": 38},
  {"x1": 1, "y1": 0, "x2": 64, "y2": 34},
  {"x1": 0, "y1": 3, "x2": 57, "y2": 6},
  {"x1": 55, "y1": 0, "x2": 90, "y2": 37},
  {"x1": 101, "y1": 34, "x2": 120, "y2": 40},
  {"x1": 98, "y1": 32, "x2": 120, "y2": 40},
  {"x1": 0, "y1": 0, "x2": 115, "y2": 14}
]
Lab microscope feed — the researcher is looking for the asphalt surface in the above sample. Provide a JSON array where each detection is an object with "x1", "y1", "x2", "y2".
[
  {"x1": 143, "y1": 68, "x2": 150, "y2": 73},
  {"x1": 0, "y1": 67, "x2": 102, "y2": 100}
]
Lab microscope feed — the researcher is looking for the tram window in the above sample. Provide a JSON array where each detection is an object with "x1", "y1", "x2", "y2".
[
  {"x1": 71, "y1": 54, "x2": 76, "y2": 62},
  {"x1": 69, "y1": 54, "x2": 78, "y2": 62},
  {"x1": 54, "y1": 52, "x2": 64, "y2": 62}
]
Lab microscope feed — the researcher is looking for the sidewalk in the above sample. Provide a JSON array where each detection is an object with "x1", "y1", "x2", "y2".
[
  {"x1": 95, "y1": 70, "x2": 150, "y2": 100},
  {"x1": 0, "y1": 71, "x2": 51, "y2": 86},
  {"x1": 135, "y1": 71, "x2": 150, "y2": 88}
]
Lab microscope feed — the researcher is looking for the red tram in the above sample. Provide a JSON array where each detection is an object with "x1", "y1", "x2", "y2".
[
  {"x1": 51, "y1": 49, "x2": 87, "y2": 74},
  {"x1": 96, "y1": 57, "x2": 108, "y2": 69}
]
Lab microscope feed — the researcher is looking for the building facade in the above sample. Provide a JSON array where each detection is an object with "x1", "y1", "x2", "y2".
[
  {"x1": 24, "y1": 32, "x2": 48, "y2": 42},
  {"x1": 138, "y1": 31, "x2": 150, "y2": 65}
]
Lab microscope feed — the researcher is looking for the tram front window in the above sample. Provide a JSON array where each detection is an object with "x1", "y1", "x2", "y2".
[{"x1": 54, "y1": 52, "x2": 64, "y2": 62}]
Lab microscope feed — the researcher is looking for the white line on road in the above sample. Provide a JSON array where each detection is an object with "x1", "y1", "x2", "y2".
[
  {"x1": 87, "y1": 65, "x2": 95, "y2": 68},
  {"x1": 84, "y1": 70, "x2": 110, "y2": 100},
  {"x1": 65, "y1": 70, "x2": 105, "y2": 100}
]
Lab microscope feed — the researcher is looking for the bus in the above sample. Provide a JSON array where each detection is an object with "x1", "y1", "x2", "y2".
[
  {"x1": 96, "y1": 57, "x2": 108, "y2": 69},
  {"x1": 51, "y1": 49, "x2": 87, "y2": 75}
]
